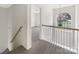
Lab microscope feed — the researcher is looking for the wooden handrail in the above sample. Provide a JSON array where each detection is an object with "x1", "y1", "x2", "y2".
[
  {"x1": 11, "y1": 26, "x2": 23, "y2": 42},
  {"x1": 42, "y1": 25, "x2": 79, "y2": 31}
]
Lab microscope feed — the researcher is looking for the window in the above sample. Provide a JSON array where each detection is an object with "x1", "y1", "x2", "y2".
[{"x1": 57, "y1": 12, "x2": 71, "y2": 27}]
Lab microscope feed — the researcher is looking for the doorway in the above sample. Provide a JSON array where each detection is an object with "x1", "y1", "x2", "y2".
[{"x1": 31, "y1": 6, "x2": 41, "y2": 42}]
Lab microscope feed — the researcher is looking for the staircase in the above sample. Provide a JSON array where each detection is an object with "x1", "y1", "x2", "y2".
[
  {"x1": 2, "y1": 48, "x2": 9, "y2": 54},
  {"x1": 8, "y1": 45, "x2": 26, "y2": 54},
  {"x1": 2, "y1": 26, "x2": 23, "y2": 54}
]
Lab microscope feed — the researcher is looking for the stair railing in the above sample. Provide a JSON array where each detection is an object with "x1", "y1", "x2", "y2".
[{"x1": 11, "y1": 26, "x2": 23, "y2": 42}]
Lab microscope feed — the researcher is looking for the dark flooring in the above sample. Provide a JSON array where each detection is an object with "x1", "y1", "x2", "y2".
[{"x1": 8, "y1": 27, "x2": 75, "y2": 54}]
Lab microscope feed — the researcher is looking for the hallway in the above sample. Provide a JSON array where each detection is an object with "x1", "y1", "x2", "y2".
[{"x1": 8, "y1": 27, "x2": 75, "y2": 54}]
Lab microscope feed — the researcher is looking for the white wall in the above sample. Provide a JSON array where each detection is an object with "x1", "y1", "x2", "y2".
[
  {"x1": 40, "y1": 5, "x2": 60, "y2": 43},
  {"x1": 0, "y1": 4, "x2": 12, "y2": 8},
  {"x1": 0, "y1": 7, "x2": 8, "y2": 53},
  {"x1": 8, "y1": 4, "x2": 30, "y2": 51},
  {"x1": 75, "y1": 5, "x2": 79, "y2": 53},
  {"x1": 40, "y1": 4, "x2": 74, "y2": 39},
  {"x1": 31, "y1": 5, "x2": 41, "y2": 27},
  {"x1": 26, "y1": 5, "x2": 32, "y2": 49},
  {"x1": 40, "y1": 4, "x2": 74, "y2": 26},
  {"x1": 0, "y1": 4, "x2": 32, "y2": 52}
]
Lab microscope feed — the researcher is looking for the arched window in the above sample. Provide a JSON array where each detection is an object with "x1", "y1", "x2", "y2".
[{"x1": 57, "y1": 12, "x2": 71, "y2": 27}]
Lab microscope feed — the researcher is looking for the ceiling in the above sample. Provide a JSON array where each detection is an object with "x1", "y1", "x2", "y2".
[{"x1": 0, "y1": 4, "x2": 12, "y2": 8}]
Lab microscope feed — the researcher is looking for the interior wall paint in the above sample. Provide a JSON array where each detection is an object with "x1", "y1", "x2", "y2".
[
  {"x1": 0, "y1": 4, "x2": 12, "y2": 8},
  {"x1": 0, "y1": 7, "x2": 8, "y2": 53},
  {"x1": 31, "y1": 5, "x2": 41, "y2": 27},
  {"x1": 40, "y1": 4, "x2": 60, "y2": 42},
  {"x1": 40, "y1": 4, "x2": 75, "y2": 40},
  {"x1": 40, "y1": 4, "x2": 74, "y2": 25},
  {"x1": 77, "y1": 5, "x2": 79, "y2": 53},
  {"x1": 75, "y1": 5, "x2": 79, "y2": 53},
  {"x1": 26, "y1": 5, "x2": 32, "y2": 49},
  {"x1": 8, "y1": 6, "x2": 13, "y2": 51},
  {"x1": 31, "y1": 5, "x2": 37, "y2": 27},
  {"x1": 8, "y1": 4, "x2": 28, "y2": 51}
]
